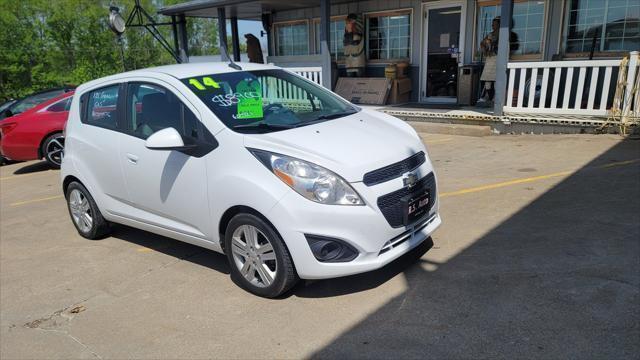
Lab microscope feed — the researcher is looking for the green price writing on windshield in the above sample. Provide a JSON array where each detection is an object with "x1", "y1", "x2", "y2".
[{"x1": 189, "y1": 76, "x2": 220, "y2": 90}]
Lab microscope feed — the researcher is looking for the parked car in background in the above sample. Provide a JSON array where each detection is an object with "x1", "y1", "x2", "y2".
[
  {"x1": 61, "y1": 63, "x2": 440, "y2": 297},
  {"x1": 0, "y1": 86, "x2": 75, "y2": 120},
  {"x1": 0, "y1": 91, "x2": 74, "y2": 167},
  {"x1": 0, "y1": 99, "x2": 17, "y2": 114}
]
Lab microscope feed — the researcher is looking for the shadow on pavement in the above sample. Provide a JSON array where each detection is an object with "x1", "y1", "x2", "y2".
[
  {"x1": 13, "y1": 160, "x2": 52, "y2": 174},
  {"x1": 311, "y1": 139, "x2": 640, "y2": 358},
  {"x1": 109, "y1": 224, "x2": 231, "y2": 275}
]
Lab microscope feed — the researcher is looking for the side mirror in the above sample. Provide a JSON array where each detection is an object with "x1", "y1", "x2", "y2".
[{"x1": 145, "y1": 127, "x2": 196, "y2": 151}]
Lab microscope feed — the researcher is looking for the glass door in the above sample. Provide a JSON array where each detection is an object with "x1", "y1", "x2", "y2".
[{"x1": 422, "y1": 5, "x2": 464, "y2": 103}]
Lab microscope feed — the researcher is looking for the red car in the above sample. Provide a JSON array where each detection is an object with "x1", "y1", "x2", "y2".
[{"x1": 0, "y1": 91, "x2": 74, "y2": 168}]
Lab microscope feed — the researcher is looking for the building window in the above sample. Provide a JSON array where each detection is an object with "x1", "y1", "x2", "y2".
[
  {"x1": 475, "y1": 0, "x2": 546, "y2": 60},
  {"x1": 563, "y1": 0, "x2": 640, "y2": 53},
  {"x1": 366, "y1": 11, "x2": 411, "y2": 61},
  {"x1": 314, "y1": 18, "x2": 346, "y2": 61},
  {"x1": 274, "y1": 21, "x2": 309, "y2": 56}
]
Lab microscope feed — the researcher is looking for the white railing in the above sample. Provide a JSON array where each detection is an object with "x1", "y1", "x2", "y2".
[
  {"x1": 286, "y1": 67, "x2": 323, "y2": 85},
  {"x1": 504, "y1": 51, "x2": 639, "y2": 117},
  {"x1": 256, "y1": 66, "x2": 324, "y2": 113}
]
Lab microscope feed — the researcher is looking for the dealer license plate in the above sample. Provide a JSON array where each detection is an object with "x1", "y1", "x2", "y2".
[{"x1": 403, "y1": 191, "x2": 430, "y2": 226}]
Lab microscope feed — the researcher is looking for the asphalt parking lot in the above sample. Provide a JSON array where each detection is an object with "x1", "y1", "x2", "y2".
[{"x1": 1, "y1": 133, "x2": 639, "y2": 359}]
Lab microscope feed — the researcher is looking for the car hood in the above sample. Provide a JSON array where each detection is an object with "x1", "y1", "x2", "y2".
[{"x1": 243, "y1": 109, "x2": 426, "y2": 182}]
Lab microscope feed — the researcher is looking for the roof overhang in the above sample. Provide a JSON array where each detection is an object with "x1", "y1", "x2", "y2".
[{"x1": 158, "y1": 0, "x2": 349, "y2": 20}]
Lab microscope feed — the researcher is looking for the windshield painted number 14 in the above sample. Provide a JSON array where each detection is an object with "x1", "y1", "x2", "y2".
[{"x1": 189, "y1": 77, "x2": 220, "y2": 90}]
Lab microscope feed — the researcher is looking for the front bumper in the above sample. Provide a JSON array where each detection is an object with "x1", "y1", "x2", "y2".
[{"x1": 267, "y1": 170, "x2": 440, "y2": 279}]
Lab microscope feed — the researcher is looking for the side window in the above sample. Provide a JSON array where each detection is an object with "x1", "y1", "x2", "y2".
[
  {"x1": 47, "y1": 97, "x2": 72, "y2": 113},
  {"x1": 85, "y1": 86, "x2": 119, "y2": 129},
  {"x1": 126, "y1": 83, "x2": 200, "y2": 140}
]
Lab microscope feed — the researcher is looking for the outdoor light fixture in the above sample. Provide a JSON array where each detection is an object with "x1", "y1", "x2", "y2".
[
  {"x1": 107, "y1": 6, "x2": 127, "y2": 71},
  {"x1": 108, "y1": 6, "x2": 126, "y2": 35}
]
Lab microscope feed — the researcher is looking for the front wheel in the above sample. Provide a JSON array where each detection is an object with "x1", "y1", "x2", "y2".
[
  {"x1": 42, "y1": 132, "x2": 64, "y2": 168},
  {"x1": 224, "y1": 213, "x2": 298, "y2": 298},
  {"x1": 65, "y1": 181, "x2": 111, "y2": 239}
]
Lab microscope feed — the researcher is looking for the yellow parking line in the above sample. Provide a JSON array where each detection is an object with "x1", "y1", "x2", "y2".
[
  {"x1": 440, "y1": 158, "x2": 640, "y2": 198},
  {"x1": 6, "y1": 159, "x2": 638, "y2": 207},
  {"x1": 9, "y1": 195, "x2": 63, "y2": 207},
  {"x1": 440, "y1": 171, "x2": 573, "y2": 198},
  {"x1": 425, "y1": 138, "x2": 453, "y2": 144},
  {"x1": 0, "y1": 172, "x2": 53, "y2": 181},
  {"x1": 601, "y1": 158, "x2": 640, "y2": 168}
]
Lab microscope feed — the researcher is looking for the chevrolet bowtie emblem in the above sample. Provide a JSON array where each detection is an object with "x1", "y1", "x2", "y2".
[{"x1": 403, "y1": 172, "x2": 418, "y2": 188}]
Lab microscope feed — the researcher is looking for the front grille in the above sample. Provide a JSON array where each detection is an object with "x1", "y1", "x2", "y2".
[
  {"x1": 377, "y1": 172, "x2": 436, "y2": 228},
  {"x1": 363, "y1": 151, "x2": 426, "y2": 186}
]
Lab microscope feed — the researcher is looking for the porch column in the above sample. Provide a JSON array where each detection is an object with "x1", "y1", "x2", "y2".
[
  {"x1": 217, "y1": 7, "x2": 230, "y2": 62},
  {"x1": 230, "y1": 16, "x2": 241, "y2": 62},
  {"x1": 319, "y1": 0, "x2": 332, "y2": 89},
  {"x1": 493, "y1": 0, "x2": 513, "y2": 116},
  {"x1": 171, "y1": 15, "x2": 181, "y2": 63},
  {"x1": 177, "y1": 14, "x2": 189, "y2": 63}
]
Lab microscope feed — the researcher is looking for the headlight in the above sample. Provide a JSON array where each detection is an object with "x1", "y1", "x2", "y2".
[{"x1": 249, "y1": 149, "x2": 364, "y2": 205}]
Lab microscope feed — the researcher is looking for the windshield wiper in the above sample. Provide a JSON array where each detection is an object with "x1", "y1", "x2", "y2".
[
  {"x1": 232, "y1": 122, "x2": 296, "y2": 130},
  {"x1": 309, "y1": 110, "x2": 358, "y2": 122}
]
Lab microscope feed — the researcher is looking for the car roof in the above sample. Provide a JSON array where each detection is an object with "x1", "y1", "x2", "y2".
[
  {"x1": 13, "y1": 86, "x2": 75, "y2": 102},
  {"x1": 77, "y1": 62, "x2": 281, "y2": 92}
]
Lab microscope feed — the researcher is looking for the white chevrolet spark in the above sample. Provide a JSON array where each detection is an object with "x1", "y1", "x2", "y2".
[{"x1": 61, "y1": 62, "x2": 441, "y2": 297}]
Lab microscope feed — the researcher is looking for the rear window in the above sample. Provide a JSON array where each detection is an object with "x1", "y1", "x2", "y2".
[
  {"x1": 47, "y1": 97, "x2": 72, "y2": 112},
  {"x1": 84, "y1": 86, "x2": 119, "y2": 129}
]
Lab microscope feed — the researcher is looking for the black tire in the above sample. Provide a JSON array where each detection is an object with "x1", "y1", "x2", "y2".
[
  {"x1": 65, "y1": 181, "x2": 111, "y2": 239},
  {"x1": 41, "y1": 132, "x2": 64, "y2": 169},
  {"x1": 224, "y1": 213, "x2": 298, "y2": 298}
]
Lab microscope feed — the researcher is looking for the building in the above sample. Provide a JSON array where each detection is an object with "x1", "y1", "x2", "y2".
[{"x1": 159, "y1": 0, "x2": 639, "y2": 131}]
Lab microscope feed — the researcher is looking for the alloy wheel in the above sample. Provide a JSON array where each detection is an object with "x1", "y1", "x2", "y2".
[
  {"x1": 45, "y1": 135, "x2": 65, "y2": 166},
  {"x1": 68, "y1": 189, "x2": 93, "y2": 233},
  {"x1": 230, "y1": 225, "x2": 278, "y2": 287}
]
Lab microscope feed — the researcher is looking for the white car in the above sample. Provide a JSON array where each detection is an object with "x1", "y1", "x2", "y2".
[{"x1": 61, "y1": 62, "x2": 441, "y2": 297}]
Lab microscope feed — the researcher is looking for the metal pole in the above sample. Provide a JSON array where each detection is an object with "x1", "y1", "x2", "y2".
[
  {"x1": 177, "y1": 14, "x2": 189, "y2": 63},
  {"x1": 217, "y1": 8, "x2": 229, "y2": 62},
  {"x1": 117, "y1": 35, "x2": 126, "y2": 71},
  {"x1": 493, "y1": 0, "x2": 513, "y2": 116},
  {"x1": 320, "y1": 0, "x2": 332, "y2": 89},
  {"x1": 231, "y1": 16, "x2": 241, "y2": 62},
  {"x1": 171, "y1": 15, "x2": 180, "y2": 60}
]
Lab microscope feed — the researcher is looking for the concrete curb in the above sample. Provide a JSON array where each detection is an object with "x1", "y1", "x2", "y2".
[{"x1": 408, "y1": 121, "x2": 492, "y2": 137}]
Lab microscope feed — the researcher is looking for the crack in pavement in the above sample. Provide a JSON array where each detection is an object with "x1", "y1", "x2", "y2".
[
  {"x1": 32, "y1": 328, "x2": 102, "y2": 359},
  {"x1": 23, "y1": 298, "x2": 102, "y2": 359}
]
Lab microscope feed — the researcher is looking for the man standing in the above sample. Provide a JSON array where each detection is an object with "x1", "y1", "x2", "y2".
[{"x1": 479, "y1": 17, "x2": 519, "y2": 106}]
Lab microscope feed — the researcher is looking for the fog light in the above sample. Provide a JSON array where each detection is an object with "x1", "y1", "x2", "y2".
[{"x1": 305, "y1": 235, "x2": 358, "y2": 262}]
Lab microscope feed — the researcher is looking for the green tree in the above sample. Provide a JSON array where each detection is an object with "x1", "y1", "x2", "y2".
[{"x1": 0, "y1": 0, "x2": 226, "y2": 102}]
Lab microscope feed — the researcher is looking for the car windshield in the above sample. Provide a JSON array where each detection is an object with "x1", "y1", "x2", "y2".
[{"x1": 182, "y1": 69, "x2": 358, "y2": 133}]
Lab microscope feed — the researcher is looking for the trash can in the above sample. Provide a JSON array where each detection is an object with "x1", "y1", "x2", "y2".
[{"x1": 458, "y1": 64, "x2": 482, "y2": 106}]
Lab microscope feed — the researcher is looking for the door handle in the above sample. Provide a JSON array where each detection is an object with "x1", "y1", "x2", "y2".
[{"x1": 126, "y1": 153, "x2": 139, "y2": 164}]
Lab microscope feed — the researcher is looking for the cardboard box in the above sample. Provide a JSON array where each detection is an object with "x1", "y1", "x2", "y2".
[
  {"x1": 388, "y1": 78, "x2": 412, "y2": 104},
  {"x1": 335, "y1": 78, "x2": 391, "y2": 105}
]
